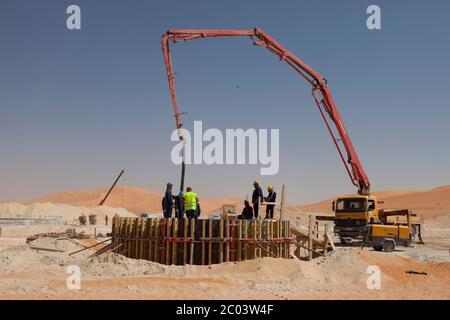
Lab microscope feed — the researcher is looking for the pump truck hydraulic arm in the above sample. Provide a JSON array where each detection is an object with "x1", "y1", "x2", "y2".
[{"x1": 161, "y1": 28, "x2": 371, "y2": 195}]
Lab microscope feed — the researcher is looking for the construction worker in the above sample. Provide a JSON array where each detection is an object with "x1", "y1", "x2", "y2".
[
  {"x1": 162, "y1": 182, "x2": 174, "y2": 218},
  {"x1": 183, "y1": 186, "x2": 199, "y2": 219},
  {"x1": 252, "y1": 181, "x2": 264, "y2": 219},
  {"x1": 264, "y1": 185, "x2": 277, "y2": 219},
  {"x1": 174, "y1": 191, "x2": 184, "y2": 219},
  {"x1": 105, "y1": 214, "x2": 109, "y2": 226},
  {"x1": 238, "y1": 200, "x2": 253, "y2": 220}
]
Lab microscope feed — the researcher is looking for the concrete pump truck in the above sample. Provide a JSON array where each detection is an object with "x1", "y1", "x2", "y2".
[{"x1": 161, "y1": 27, "x2": 423, "y2": 249}]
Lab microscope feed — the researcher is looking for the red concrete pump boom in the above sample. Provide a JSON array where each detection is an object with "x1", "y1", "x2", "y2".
[{"x1": 161, "y1": 28, "x2": 371, "y2": 195}]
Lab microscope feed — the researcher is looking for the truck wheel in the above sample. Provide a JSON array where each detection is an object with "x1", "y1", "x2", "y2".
[
  {"x1": 373, "y1": 245, "x2": 383, "y2": 251},
  {"x1": 340, "y1": 237, "x2": 349, "y2": 246},
  {"x1": 383, "y1": 241, "x2": 395, "y2": 252}
]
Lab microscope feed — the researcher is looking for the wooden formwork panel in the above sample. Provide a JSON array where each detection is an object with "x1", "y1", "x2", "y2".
[{"x1": 111, "y1": 217, "x2": 293, "y2": 266}]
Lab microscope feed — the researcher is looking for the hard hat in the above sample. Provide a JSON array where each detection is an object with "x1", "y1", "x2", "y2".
[
  {"x1": 267, "y1": 185, "x2": 273, "y2": 191},
  {"x1": 166, "y1": 182, "x2": 173, "y2": 187},
  {"x1": 253, "y1": 180, "x2": 260, "y2": 185}
]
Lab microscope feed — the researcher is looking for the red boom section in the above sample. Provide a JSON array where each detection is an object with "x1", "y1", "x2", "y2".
[{"x1": 161, "y1": 28, "x2": 370, "y2": 195}]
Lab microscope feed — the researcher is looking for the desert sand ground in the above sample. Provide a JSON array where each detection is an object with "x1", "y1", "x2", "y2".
[{"x1": 0, "y1": 187, "x2": 449, "y2": 300}]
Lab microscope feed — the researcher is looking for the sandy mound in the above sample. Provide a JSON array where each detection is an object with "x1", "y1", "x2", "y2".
[{"x1": 76, "y1": 253, "x2": 187, "y2": 278}]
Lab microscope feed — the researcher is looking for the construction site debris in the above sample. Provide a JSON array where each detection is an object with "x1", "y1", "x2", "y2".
[
  {"x1": 26, "y1": 230, "x2": 91, "y2": 244},
  {"x1": 69, "y1": 238, "x2": 111, "y2": 256},
  {"x1": 405, "y1": 270, "x2": 428, "y2": 275}
]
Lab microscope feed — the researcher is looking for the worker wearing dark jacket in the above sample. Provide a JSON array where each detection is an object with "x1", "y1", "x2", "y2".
[
  {"x1": 183, "y1": 186, "x2": 199, "y2": 219},
  {"x1": 264, "y1": 185, "x2": 277, "y2": 219},
  {"x1": 252, "y1": 181, "x2": 264, "y2": 219},
  {"x1": 162, "y1": 182, "x2": 174, "y2": 218},
  {"x1": 174, "y1": 192, "x2": 184, "y2": 218},
  {"x1": 238, "y1": 200, "x2": 253, "y2": 220}
]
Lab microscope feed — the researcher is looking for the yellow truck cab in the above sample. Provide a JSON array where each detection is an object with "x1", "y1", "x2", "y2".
[
  {"x1": 333, "y1": 195, "x2": 424, "y2": 245},
  {"x1": 333, "y1": 195, "x2": 379, "y2": 242}
]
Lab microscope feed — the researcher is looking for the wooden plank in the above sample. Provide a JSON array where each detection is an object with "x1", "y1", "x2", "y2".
[
  {"x1": 153, "y1": 219, "x2": 159, "y2": 262},
  {"x1": 141, "y1": 219, "x2": 146, "y2": 259},
  {"x1": 201, "y1": 219, "x2": 206, "y2": 265},
  {"x1": 285, "y1": 221, "x2": 289, "y2": 258},
  {"x1": 308, "y1": 215, "x2": 314, "y2": 261},
  {"x1": 172, "y1": 218, "x2": 178, "y2": 265},
  {"x1": 165, "y1": 219, "x2": 172, "y2": 265},
  {"x1": 265, "y1": 220, "x2": 270, "y2": 258},
  {"x1": 237, "y1": 220, "x2": 242, "y2": 261},
  {"x1": 116, "y1": 217, "x2": 122, "y2": 254},
  {"x1": 267, "y1": 220, "x2": 273, "y2": 257},
  {"x1": 287, "y1": 221, "x2": 291, "y2": 258},
  {"x1": 278, "y1": 220, "x2": 282, "y2": 258},
  {"x1": 285, "y1": 221, "x2": 290, "y2": 258},
  {"x1": 253, "y1": 220, "x2": 257, "y2": 259},
  {"x1": 155, "y1": 219, "x2": 165, "y2": 263},
  {"x1": 68, "y1": 238, "x2": 112, "y2": 256},
  {"x1": 219, "y1": 219, "x2": 224, "y2": 263},
  {"x1": 225, "y1": 219, "x2": 230, "y2": 262},
  {"x1": 148, "y1": 218, "x2": 153, "y2": 261},
  {"x1": 183, "y1": 218, "x2": 188, "y2": 265},
  {"x1": 121, "y1": 218, "x2": 126, "y2": 254},
  {"x1": 189, "y1": 218, "x2": 195, "y2": 265},
  {"x1": 135, "y1": 218, "x2": 140, "y2": 259},
  {"x1": 294, "y1": 236, "x2": 301, "y2": 259},
  {"x1": 323, "y1": 224, "x2": 329, "y2": 256},
  {"x1": 208, "y1": 219, "x2": 212, "y2": 265},
  {"x1": 277, "y1": 220, "x2": 281, "y2": 258},
  {"x1": 325, "y1": 232, "x2": 335, "y2": 251},
  {"x1": 127, "y1": 218, "x2": 133, "y2": 258},
  {"x1": 258, "y1": 220, "x2": 264, "y2": 258},
  {"x1": 243, "y1": 220, "x2": 248, "y2": 261},
  {"x1": 129, "y1": 219, "x2": 134, "y2": 259},
  {"x1": 121, "y1": 218, "x2": 126, "y2": 256}
]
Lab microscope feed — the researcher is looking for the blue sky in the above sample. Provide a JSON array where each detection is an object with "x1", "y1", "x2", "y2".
[{"x1": 1, "y1": 0, "x2": 449, "y2": 204}]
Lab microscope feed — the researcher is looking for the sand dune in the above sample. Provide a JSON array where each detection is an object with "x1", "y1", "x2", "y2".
[
  {"x1": 23, "y1": 186, "x2": 242, "y2": 215},
  {"x1": 16, "y1": 184, "x2": 450, "y2": 220},
  {"x1": 25, "y1": 187, "x2": 162, "y2": 215},
  {"x1": 297, "y1": 186, "x2": 450, "y2": 219},
  {"x1": 380, "y1": 185, "x2": 450, "y2": 218}
]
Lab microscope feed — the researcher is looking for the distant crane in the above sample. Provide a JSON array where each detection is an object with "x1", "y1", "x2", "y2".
[{"x1": 99, "y1": 169, "x2": 125, "y2": 206}]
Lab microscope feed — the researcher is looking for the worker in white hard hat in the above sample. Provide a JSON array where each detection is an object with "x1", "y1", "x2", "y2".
[{"x1": 264, "y1": 185, "x2": 277, "y2": 219}]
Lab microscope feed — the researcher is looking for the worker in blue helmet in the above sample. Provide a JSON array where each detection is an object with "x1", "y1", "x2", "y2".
[
  {"x1": 174, "y1": 191, "x2": 184, "y2": 219},
  {"x1": 162, "y1": 182, "x2": 174, "y2": 218}
]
